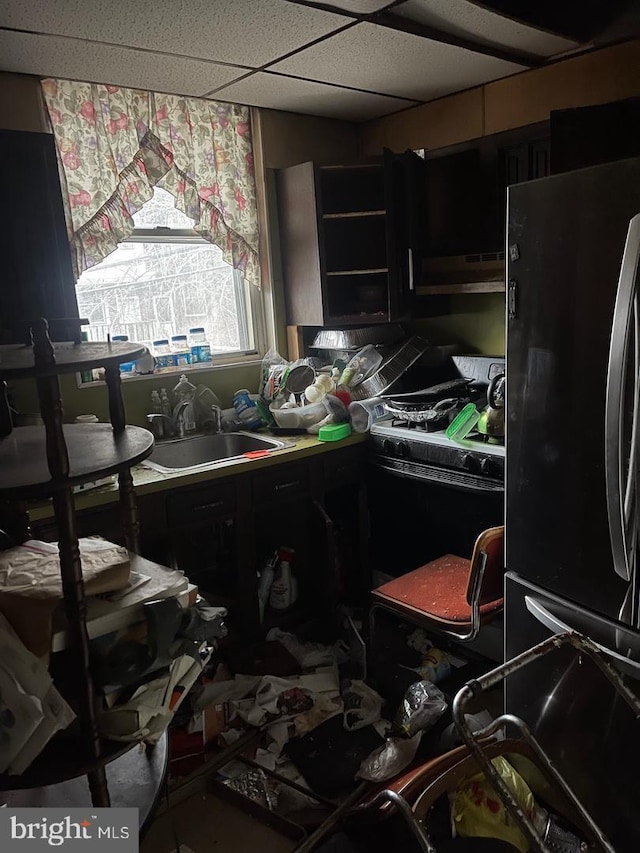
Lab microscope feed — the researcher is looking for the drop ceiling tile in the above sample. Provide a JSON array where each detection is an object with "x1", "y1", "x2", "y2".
[
  {"x1": 213, "y1": 72, "x2": 417, "y2": 121},
  {"x1": 270, "y1": 21, "x2": 525, "y2": 100},
  {"x1": 0, "y1": 0, "x2": 350, "y2": 68},
  {"x1": 394, "y1": 0, "x2": 579, "y2": 58},
  {"x1": 0, "y1": 30, "x2": 247, "y2": 97},
  {"x1": 311, "y1": 0, "x2": 394, "y2": 12}
]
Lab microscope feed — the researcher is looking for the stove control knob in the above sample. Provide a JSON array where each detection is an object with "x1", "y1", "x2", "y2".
[
  {"x1": 396, "y1": 441, "x2": 409, "y2": 459},
  {"x1": 479, "y1": 457, "x2": 498, "y2": 477},
  {"x1": 461, "y1": 453, "x2": 479, "y2": 473},
  {"x1": 381, "y1": 439, "x2": 394, "y2": 455}
]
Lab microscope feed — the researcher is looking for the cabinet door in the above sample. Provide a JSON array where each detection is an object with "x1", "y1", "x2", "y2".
[
  {"x1": 276, "y1": 161, "x2": 325, "y2": 327},
  {"x1": 278, "y1": 158, "x2": 418, "y2": 326},
  {"x1": 385, "y1": 148, "x2": 426, "y2": 320},
  {"x1": 550, "y1": 98, "x2": 640, "y2": 175},
  {"x1": 0, "y1": 130, "x2": 78, "y2": 341}
]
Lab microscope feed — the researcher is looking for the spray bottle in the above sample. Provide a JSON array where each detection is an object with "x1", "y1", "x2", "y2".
[{"x1": 269, "y1": 547, "x2": 298, "y2": 611}]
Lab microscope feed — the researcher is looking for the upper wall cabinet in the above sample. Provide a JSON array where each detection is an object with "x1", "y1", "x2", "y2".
[
  {"x1": 277, "y1": 151, "x2": 425, "y2": 326},
  {"x1": 550, "y1": 97, "x2": 640, "y2": 175},
  {"x1": 419, "y1": 123, "x2": 549, "y2": 294},
  {"x1": 0, "y1": 130, "x2": 79, "y2": 342},
  {"x1": 420, "y1": 98, "x2": 640, "y2": 293}
]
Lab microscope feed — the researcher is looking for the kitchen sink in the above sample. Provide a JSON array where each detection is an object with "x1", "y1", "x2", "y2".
[{"x1": 143, "y1": 431, "x2": 292, "y2": 473}]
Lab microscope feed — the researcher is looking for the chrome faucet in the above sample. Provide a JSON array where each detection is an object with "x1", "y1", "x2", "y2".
[
  {"x1": 146, "y1": 398, "x2": 220, "y2": 439},
  {"x1": 173, "y1": 400, "x2": 191, "y2": 438},
  {"x1": 210, "y1": 404, "x2": 223, "y2": 434},
  {"x1": 146, "y1": 399, "x2": 191, "y2": 440},
  {"x1": 146, "y1": 413, "x2": 174, "y2": 440}
]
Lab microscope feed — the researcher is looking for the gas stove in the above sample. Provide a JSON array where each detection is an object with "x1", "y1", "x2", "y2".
[
  {"x1": 370, "y1": 419, "x2": 504, "y2": 490},
  {"x1": 368, "y1": 353, "x2": 505, "y2": 492}
]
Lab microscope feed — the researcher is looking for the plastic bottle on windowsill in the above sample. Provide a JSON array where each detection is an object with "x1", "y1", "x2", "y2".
[
  {"x1": 111, "y1": 335, "x2": 135, "y2": 376},
  {"x1": 171, "y1": 335, "x2": 192, "y2": 367},
  {"x1": 153, "y1": 339, "x2": 174, "y2": 371},
  {"x1": 188, "y1": 327, "x2": 212, "y2": 364}
]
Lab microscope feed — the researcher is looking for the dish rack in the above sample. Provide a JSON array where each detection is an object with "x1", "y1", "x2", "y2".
[{"x1": 374, "y1": 633, "x2": 640, "y2": 852}]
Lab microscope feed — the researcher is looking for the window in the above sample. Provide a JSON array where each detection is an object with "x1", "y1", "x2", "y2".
[{"x1": 76, "y1": 188, "x2": 261, "y2": 363}]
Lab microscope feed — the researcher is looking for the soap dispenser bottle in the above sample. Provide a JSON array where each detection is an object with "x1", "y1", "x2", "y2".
[{"x1": 173, "y1": 374, "x2": 196, "y2": 403}]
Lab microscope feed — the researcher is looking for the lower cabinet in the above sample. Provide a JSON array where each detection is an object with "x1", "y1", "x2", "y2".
[
  {"x1": 31, "y1": 446, "x2": 368, "y2": 638},
  {"x1": 162, "y1": 447, "x2": 368, "y2": 635}
]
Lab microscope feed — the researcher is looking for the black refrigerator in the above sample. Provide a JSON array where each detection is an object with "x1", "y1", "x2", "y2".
[{"x1": 505, "y1": 157, "x2": 640, "y2": 848}]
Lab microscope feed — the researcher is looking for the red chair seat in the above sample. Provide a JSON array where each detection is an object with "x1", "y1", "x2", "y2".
[{"x1": 372, "y1": 554, "x2": 504, "y2": 624}]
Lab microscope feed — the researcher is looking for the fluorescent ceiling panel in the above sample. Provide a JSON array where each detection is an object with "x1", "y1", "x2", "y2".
[
  {"x1": 0, "y1": 30, "x2": 247, "y2": 97},
  {"x1": 270, "y1": 22, "x2": 525, "y2": 100},
  {"x1": 0, "y1": 0, "x2": 350, "y2": 68},
  {"x1": 213, "y1": 71, "x2": 417, "y2": 121},
  {"x1": 393, "y1": 0, "x2": 579, "y2": 57}
]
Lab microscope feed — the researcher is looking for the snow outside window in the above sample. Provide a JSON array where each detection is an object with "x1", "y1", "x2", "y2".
[{"x1": 76, "y1": 188, "x2": 257, "y2": 358}]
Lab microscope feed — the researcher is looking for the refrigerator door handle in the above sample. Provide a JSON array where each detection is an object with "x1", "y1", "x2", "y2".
[
  {"x1": 605, "y1": 213, "x2": 640, "y2": 582},
  {"x1": 525, "y1": 595, "x2": 640, "y2": 678}
]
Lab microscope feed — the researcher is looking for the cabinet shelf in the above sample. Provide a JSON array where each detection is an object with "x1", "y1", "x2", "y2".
[
  {"x1": 0, "y1": 424, "x2": 154, "y2": 498},
  {"x1": 0, "y1": 341, "x2": 146, "y2": 379},
  {"x1": 326, "y1": 268, "x2": 389, "y2": 277},
  {"x1": 319, "y1": 163, "x2": 382, "y2": 171},
  {"x1": 322, "y1": 210, "x2": 385, "y2": 220},
  {"x1": 416, "y1": 280, "x2": 505, "y2": 295},
  {"x1": 323, "y1": 313, "x2": 389, "y2": 325}
]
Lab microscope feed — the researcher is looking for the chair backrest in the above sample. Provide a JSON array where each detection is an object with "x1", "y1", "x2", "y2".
[{"x1": 466, "y1": 525, "x2": 504, "y2": 607}]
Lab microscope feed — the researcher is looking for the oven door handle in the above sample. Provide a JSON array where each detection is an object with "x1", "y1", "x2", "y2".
[
  {"x1": 525, "y1": 595, "x2": 640, "y2": 679},
  {"x1": 370, "y1": 457, "x2": 503, "y2": 493}
]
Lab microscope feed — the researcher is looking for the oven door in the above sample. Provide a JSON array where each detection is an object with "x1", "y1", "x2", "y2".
[{"x1": 368, "y1": 454, "x2": 504, "y2": 579}]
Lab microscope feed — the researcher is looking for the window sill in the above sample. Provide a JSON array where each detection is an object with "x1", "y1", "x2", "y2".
[{"x1": 76, "y1": 354, "x2": 262, "y2": 388}]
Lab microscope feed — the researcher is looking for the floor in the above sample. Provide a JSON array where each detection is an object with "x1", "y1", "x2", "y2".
[{"x1": 142, "y1": 785, "x2": 303, "y2": 853}]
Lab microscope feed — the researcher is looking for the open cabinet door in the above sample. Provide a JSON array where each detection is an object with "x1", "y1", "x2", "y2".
[{"x1": 384, "y1": 148, "x2": 426, "y2": 320}]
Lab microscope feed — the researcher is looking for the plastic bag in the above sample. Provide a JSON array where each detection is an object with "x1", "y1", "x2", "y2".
[
  {"x1": 450, "y1": 756, "x2": 542, "y2": 852},
  {"x1": 394, "y1": 681, "x2": 448, "y2": 738},
  {"x1": 356, "y1": 732, "x2": 422, "y2": 781},
  {"x1": 260, "y1": 348, "x2": 288, "y2": 402},
  {"x1": 342, "y1": 679, "x2": 383, "y2": 731},
  {"x1": 306, "y1": 395, "x2": 350, "y2": 435},
  {"x1": 412, "y1": 648, "x2": 452, "y2": 684}
]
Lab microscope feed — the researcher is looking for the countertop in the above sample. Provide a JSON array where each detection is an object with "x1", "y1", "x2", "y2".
[{"x1": 27, "y1": 431, "x2": 368, "y2": 522}]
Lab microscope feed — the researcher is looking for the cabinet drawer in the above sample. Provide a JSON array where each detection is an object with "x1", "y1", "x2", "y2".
[
  {"x1": 253, "y1": 463, "x2": 309, "y2": 504},
  {"x1": 166, "y1": 481, "x2": 237, "y2": 527},
  {"x1": 323, "y1": 449, "x2": 363, "y2": 490}
]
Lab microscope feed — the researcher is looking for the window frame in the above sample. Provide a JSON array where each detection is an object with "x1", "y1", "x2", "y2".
[{"x1": 76, "y1": 213, "x2": 268, "y2": 387}]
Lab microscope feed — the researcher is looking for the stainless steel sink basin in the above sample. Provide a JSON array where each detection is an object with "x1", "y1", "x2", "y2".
[{"x1": 143, "y1": 431, "x2": 292, "y2": 473}]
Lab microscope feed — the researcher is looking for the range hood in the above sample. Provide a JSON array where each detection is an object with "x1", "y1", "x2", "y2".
[{"x1": 417, "y1": 252, "x2": 506, "y2": 294}]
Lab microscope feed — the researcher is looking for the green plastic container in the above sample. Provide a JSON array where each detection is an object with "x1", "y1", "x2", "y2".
[
  {"x1": 318, "y1": 422, "x2": 352, "y2": 442},
  {"x1": 445, "y1": 403, "x2": 480, "y2": 442}
]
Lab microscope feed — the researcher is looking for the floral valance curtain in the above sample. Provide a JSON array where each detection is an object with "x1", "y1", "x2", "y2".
[{"x1": 41, "y1": 79, "x2": 260, "y2": 288}]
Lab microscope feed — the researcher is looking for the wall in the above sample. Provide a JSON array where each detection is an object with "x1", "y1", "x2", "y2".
[
  {"x1": 0, "y1": 72, "x2": 359, "y2": 423},
  {"x1": 259, "y1": 108, "x2": 359, "y2": 168},
  {"x1": 360, "y1": 40, "x2": 640, "y2": 154},
  {"x1": 0, "y1": 72, "x2": 47, "y2": 132},
  {"x1": 360, "y1": 40, "x2": 640, "y2": 355}
]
